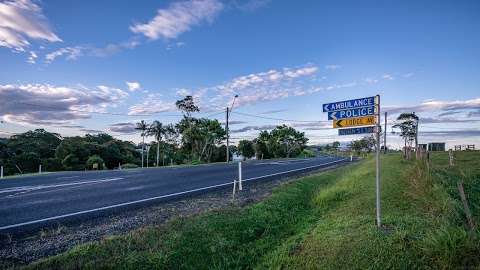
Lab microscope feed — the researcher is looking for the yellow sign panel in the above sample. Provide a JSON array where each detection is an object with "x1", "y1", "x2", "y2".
[{"x1": 333, "y1": 116, "x2": 376, "y2": 128}]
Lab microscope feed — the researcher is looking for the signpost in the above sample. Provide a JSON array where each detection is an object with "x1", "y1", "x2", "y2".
[
  {"x1": 333, "y1": 116, "x2": 376, "y2": 128},
  {"x1": 327, "y1": 106, "x2": 376, "y2": 120},
  {"x1": 323, "y1": 96, "x2": 375, "y2": 112},
  {"x1": 338, "y1": 126, "x2": 375, "y2": 136},
  {"x1": 323, "y1": 95, "x2": 382, "y2": 228}
]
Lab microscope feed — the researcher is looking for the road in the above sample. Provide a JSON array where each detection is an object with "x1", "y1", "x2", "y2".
[{"x1": 0, "y1": 156, "x2": 347, "y2": 233}]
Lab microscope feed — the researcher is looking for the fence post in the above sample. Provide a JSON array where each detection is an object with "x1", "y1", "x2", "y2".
[
  {"x1": 457, "y1": 181, "x2": 476, "y2": 231},
  {"x1": 238, "y1": 161, "x2": 243, "y2": 191},
  {"x1": 449, "y1": 149, "x2": 454, "y2": 166}
]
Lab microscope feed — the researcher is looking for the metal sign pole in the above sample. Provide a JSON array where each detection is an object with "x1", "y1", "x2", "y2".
[
  {"x1": 226, "y1": 107, "x2": 230, "y2": 163},
  {"x1": 322, "y1": 95, "x2": 382, "y2": 227},
  {"x1": 375, "y1": 94, "x2": 381, "y2": 227}
]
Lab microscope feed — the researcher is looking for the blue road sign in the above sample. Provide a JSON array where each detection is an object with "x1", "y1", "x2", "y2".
[
  {"x1": 323, "y1": 96, "x2": 376, "y2": 112},
  {"x1": 328, "y1": 106, "x2": 375, "y2": 120},
  {"x1": 338, "y1": 126, "x2": 375, "y2": 136}
]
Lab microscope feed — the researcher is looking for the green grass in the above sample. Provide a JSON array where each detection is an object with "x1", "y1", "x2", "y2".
[{"x1": 21, "y1": 152, "x2": 480, "y2": 270}]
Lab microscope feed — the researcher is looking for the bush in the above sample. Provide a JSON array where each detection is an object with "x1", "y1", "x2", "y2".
[
  {"x1": 42, "y1": 158, "x2": 64, "y2": 172},
  {"x1": 86, "y1": 155, "x2": 104, "y2": 170},
  {"x1": 62, "y1": 154, "x2": 84, "y2": 171},
  {"x1": 299, "y1": 149, "x2": 316, "y2": 158},
  {"x1": 121, "y1": 163, "x2": 139, "y2": 169},
  {"x1": 191, "y1": 159, "x2": 203, "y2": 165}
]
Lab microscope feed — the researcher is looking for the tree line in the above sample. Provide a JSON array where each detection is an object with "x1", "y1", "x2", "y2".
[{"x1": 0, "y1": 96, "x2": 309, "y2": 175}]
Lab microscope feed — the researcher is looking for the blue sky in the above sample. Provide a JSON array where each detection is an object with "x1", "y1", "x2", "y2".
[{"x1": 1, "y1": 0, "x2": 479, "y2": 148}]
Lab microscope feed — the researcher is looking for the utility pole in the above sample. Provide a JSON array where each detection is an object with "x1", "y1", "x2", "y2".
[
  {"x1": 226, "y1": 107, "x2": 230, "y2": 163},
  {"x1": 384, "y1": 111, "x2": 387, "y2": 154},
  {"x1": 226, "y1": 94, "x2": 238, "y2": 163}
]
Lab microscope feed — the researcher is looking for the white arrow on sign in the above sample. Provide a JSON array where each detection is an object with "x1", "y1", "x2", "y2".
[
  {"x1": 323, "y1": 104, "x2": 329, "y2": 111},
  {"x1": 328, "y1": 111, "x2": 338, "y2": 120}
]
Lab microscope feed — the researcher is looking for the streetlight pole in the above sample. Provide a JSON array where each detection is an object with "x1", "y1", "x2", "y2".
[{"x1": 226, "y1": 94, "x2": 238, "y2": 163}]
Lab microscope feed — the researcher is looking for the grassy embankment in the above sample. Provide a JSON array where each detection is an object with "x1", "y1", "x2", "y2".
[{"x1": 23, "y1": 152, "x2": 480, "y2": 269}]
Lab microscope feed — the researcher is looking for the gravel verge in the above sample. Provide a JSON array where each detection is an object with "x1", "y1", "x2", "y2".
[{"x1": 0, "y1": 163, "x2": 346, "y2": 268}]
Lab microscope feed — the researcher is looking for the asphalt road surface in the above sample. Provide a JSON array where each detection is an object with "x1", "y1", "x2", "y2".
[{"x1": 0, "y1": 156, "x2": 348, "y2": 233}]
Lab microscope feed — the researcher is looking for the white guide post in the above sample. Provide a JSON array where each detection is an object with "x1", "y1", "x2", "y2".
[
  {"x1": 232, "y1": 178, "x2": 237, "y2": 199},
  {"x1": 238, "y1": 161, "x2": 243, "y2": 191},
  {"x1": 1, "y1": 166, "x2": 3, "y2": 179},
  {"x1": 39, "y1": 164, "x2": 42, "y2": 174}
]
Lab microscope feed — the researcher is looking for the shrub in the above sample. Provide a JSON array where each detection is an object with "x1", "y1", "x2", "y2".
[
  {"x1": 121, "y1": 163, "x2": 139, "y2": 169},
  {"x1": 62, "y1": 154, "x2": 84, "y2": 171},
  {"x1": 86, "y1": 155, "x2": 104, "y2": 170},
  {"x1": 43, "y1": 158, "x2": 64, "y2": 171},
  {"x1": 299, "y1": 149, "x2": 316, "y2": 158},
  {"x1": 191, "y1": 159, "x2": 202, "y2": 165}
]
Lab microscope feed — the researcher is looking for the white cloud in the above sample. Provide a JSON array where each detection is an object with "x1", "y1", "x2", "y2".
[
  {"x1": 211, "y1": 65, "x2": 319, "y2": 107},
  {"x1": 176, "y1": 88, "x2": 191, "y2": 96},
  {"x1": 382, "y1": 74, "x2": 394, "y2": 80},
  {"x1": 385, "y1": 98, "x2": 480, "y2": 115},
  {"x1": 109, "y1": 122, "x2": 137, "y2": 134},
  {"x1": 128, "y1": 64, "x2": 385, "y2": 114},
  {"x1": 363, "y1": 77, "x2": 378, "y2": 84},
  {"x1": 325, "y1": 65, "x2": 341, "y2": 70},
  {"x1": 167, "y1": 41, "x2": 186, "y2": 50},
  {"x1": 90, "y1": 39, "x2": 140, "y2": 58},
  {"x1": 126, "y1": 81, "x2": 141, "y2": 91},
  {"x1": 130, "y1": 0, "x2": 223, "y2": 40},
  {"x1": 0, "y1": 83, "x2": 128, "y2": 125},
  {"x1": 403, "y1": 72, "x2": 414, "y2": 78},
  {"x1": 0, "y1": 0, "x2": 61, "y2": 51},
  {"x1": 45, "y1": 46, "x2": 83, "y2": 63},
  {"x1": 44, "y1": 39, "x2": 141, "y2": 63},
  {"x1": 128, "y1": 94, "x2": 176, "y2": 115},
  {"x1": 27, "y1": 50, "x2": 37, "y2": 64}
]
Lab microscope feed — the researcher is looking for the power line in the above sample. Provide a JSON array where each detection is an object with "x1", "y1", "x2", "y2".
[
  {"x1": 231, "y1": 111, "x2": 330, "y2": 123},
  {"x1": 204, "y1": 111, "x2": 225, "y2": 118},
  {"x1": 16, "y1": 102, "x2": 183, "y2": 117}
]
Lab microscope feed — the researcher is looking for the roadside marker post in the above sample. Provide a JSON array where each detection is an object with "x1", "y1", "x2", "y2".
[
  {"x1": 323, "y1": 94, "x2": 382, "y2": 228},
  {"x1": 238, "y1": 161, "x2": 243, "y2": 191},
  {"x1": 39, "y1": 164, "x2": 42, "y2": 174},
  {"x1": 1, "y1": 166, "x2": 3, "y2": 179}
]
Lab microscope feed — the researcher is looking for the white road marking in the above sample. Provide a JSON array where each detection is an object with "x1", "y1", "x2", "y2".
[
  {"x1": 0, "y1": 159, "x2": 347, "y2": 231},
  {"x1": 0, "y1": 177, "x2": 124, "y2": 195},
  {"x1": 57, "y1": 176, "x2": 80, "y2": 180}
]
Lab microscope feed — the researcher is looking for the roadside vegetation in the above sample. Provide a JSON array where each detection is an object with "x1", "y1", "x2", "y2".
[
  {"x1": 22, "y1": 151, "x2": 479, "y2": 269},
  {"x1": 0, "y1": 96, "x2": 309, "y2": 176}
]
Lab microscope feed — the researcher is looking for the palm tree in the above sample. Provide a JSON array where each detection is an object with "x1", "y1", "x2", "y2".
[
  {"x1": 135, "y1": 120, "x2": 148, "y2": 168},
  {"x1": 147, "y1": 120, "x2": 166, "y2": 167}
]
